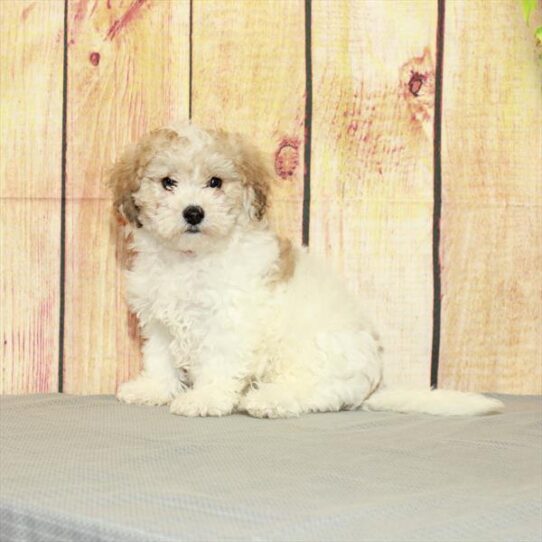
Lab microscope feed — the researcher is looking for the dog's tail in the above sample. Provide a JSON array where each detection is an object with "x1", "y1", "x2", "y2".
[{"x1": 361, "y1": 388, "x2": 504, "y2": 416}]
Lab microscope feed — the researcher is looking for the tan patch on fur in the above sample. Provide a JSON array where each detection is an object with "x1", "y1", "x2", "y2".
[
  {"x1": 268, "y1": 237, "x2": 296, "y2": 286},
  {"x1": 211, "y1": 129, "x2": 272, "y2": 221},
  {"x1": 108, "y1": 128, "x2": 182, "y2": 226}
]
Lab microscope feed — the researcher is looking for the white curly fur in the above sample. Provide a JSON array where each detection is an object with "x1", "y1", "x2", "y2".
[{"x1": 113, "y1": 123, "x2": 504, "y2": 418}]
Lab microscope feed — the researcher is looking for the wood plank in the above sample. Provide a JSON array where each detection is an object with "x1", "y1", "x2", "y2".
[
  {"x1": 310, "y1": 0, "x2": 437, "y2": 388},
  {"x1": 64, "y1": 199, "x2": 141, "y2": 392},
  {"x1": 191, "y1": 0, "x2": 306, "y2": 242},
  {"x1": 0, "y1": 0, "x2": 64, "y2": 200},
  {"x1": 0, "y1": 1, "x2": 64, "y2": 393},
  {"x1": 0, "y1": 201, "x2": 61, "y2": 393},
  {"x1": 439, "y1": 0, "x2": 542, "y2": 394},
  {"x1": 64, "y1": 0, "x2": 190, "y2": 393}
]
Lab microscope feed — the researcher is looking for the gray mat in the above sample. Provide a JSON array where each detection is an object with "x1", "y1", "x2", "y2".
[{"x1": 0, "y1": 394, "x2": 541, "y2": 542}]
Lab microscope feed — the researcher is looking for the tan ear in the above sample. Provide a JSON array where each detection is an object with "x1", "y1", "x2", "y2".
[
  {"x1": 213, "y1": 130, "x2": 272, "y2": 221},
  {"x1": 108, "y1": 128, "x2": 180, "y2": 227},
  {"x1": 240, "y1": 141, "x2": 271, "y2": 221},
  {"x1": 108, "y1": 144, "x2": 142, "y2": 227}
]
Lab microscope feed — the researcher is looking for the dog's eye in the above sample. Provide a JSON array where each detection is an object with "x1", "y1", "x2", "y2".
[
  {"x1": 207, "y1": 177, "x2": 223, "y2": 189},
  {"x1": 161, "y1": 177, "x2": 177, "y2": 191}
]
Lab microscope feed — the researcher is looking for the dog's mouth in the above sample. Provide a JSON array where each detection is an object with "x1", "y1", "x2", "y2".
[{"x1": 185, "y1": 225, "x2": 201, "y2": 234}]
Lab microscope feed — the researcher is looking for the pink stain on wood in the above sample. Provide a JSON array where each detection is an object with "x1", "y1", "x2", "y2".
[
  {"x1": 73, "y1": 0, "x2": 89, "y2": 26},
  {"x1": 89, "y1": 0, "x2": 98, "y2": 18},
  {"x1": 347, "y1": 120, "x2": 359, "y2": 135},
  {"x1": 274, "y1": 137, "x2": 300, "y2": 179},
  {"x1": 35, "y1": 298, "x2": 53, "y2": 392},
  {"x1": 70, "y1": 0, "x2": 89, "y2": 45},
  {"x1": 106, "y1": 0, "x2": 148, "y2": 41},
  {"x1": 21, "y1": 2, "x2": 36, "y2": 21},
  {"x1": 36, "y1": 361, "x2": 51, "y2": 392}
]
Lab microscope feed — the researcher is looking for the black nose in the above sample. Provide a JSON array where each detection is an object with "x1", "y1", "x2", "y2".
[{"x1": 183, "y1": 205, "x2": 205, "y2": 225}]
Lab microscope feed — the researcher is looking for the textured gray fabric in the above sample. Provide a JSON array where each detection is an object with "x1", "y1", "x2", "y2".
[{"x1": 0, "y1": 394, "x2": 541, "y2": 542}]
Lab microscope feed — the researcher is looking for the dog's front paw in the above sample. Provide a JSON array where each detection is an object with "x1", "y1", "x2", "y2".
[
  {"x1": 117, "y1": 375, "x2": 180, "y2": 406},
  {"x1": 239, "y1": 384, "x2": 301, "y2": 419},
  {"x1": 170, "y1": 388, "x2": 234, "y2": 417}
]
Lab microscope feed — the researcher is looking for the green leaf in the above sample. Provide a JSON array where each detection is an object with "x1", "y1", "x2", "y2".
[
  {"x1": 521, "y1": 0, "x2": 537, "y2": 23},
  {"x1": 536, "y1": 26, "x2": 542, "y2": 42}
]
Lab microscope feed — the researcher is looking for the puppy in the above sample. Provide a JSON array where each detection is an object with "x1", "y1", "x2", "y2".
[{"x1": 110, "y1": 123, "x2": 503, "y2": 418}]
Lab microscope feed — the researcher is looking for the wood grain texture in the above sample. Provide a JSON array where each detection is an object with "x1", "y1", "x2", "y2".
[
  {"x1": 310, "y1": 0, "x2": 437, "y2": 388},
  {"x1": 2, "y1": 0, "x2": 540, "y2": 396},
  {"x1": 439, "y1": 0, "x2": 542, "y2": 394},
  {"x1": 0, "y1": 0, "x2": 64, "y2": 200},
  {"x1": 64, "y1": 0, "x2": 190, "y2": 393},
  {"x1": 191, "y1": 0, "x2": 306, "y2": 242},
  {"x1": 0, "y1": 1, "x2": 64, "y2": 393}
]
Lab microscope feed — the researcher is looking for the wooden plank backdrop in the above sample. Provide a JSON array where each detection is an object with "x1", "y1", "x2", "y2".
[
  {"x1": 0, "y1": 0, "x2": 64, "y2": 393},
  {"x1": 310, "y1": 0, "x2": 437, "y2": 388},
  {"x1": 0, "y1": 0, "x2": 540, "y2": 395},
  {"x1": 439, "y1": 0, "x2": 542, "y2": 394}
]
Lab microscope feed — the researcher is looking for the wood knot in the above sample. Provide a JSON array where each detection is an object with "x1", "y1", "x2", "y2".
[
  {"x1": 89, "y1": 52, "x2": 100, "y2": 66},
  {"x1": 400, "y1": 48, "x2": 435, "y2": 125},
  {"x1": 274, "y1": 138, "x2": 300, "y2": 179},
  {"x1": 408, "y1": 72, "x2": 425, "y2": 96}
]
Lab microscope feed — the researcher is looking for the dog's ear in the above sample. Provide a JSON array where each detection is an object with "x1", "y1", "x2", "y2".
[
  {"x1": 108, "y1": 128, "x2": 180, "y2": 228},
  {"x1": 213, "y1": 130, "x2": 272, "y2": 222},
  {"x1": 239, "y1": 140, "x2": 271, "y2": 222},
  {"x1": 108, "y1": 144, "x2": 142, "y2": 227}
]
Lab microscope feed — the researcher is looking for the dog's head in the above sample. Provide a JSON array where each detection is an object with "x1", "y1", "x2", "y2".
[{"x1": 109, "y1": 124, "x2": 271, "y2": 252}]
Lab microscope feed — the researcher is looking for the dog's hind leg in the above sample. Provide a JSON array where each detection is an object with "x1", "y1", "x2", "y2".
[
  {"x1": 238, "y1": 374, "x2": 375, "y2": 418},
  {"x1": 239, "y1": 329, "x2": 382, "y2": 418}
]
